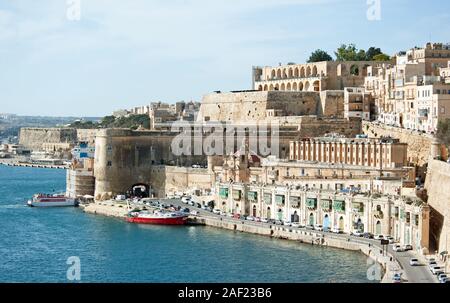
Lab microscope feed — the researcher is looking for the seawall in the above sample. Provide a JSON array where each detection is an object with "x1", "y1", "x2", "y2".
[{"x1": 81, "y1": 202, "x2": 403, "y2": 283}]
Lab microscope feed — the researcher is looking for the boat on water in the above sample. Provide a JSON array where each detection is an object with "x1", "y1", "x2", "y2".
[
  {"x1": 126, "y1": 209, "x2": 188, "y2": 225},
  {"x1": 27, "y1": 194, "x2": 78, "y2": 207}
]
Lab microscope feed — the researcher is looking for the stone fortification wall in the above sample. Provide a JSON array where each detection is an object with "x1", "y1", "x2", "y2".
[
  {"x1": 424, "y1": 160, "x2": 450, "y2": 266},
  {"x1": 197, "y1": 91, "x2": 345, "y2": 123},
  {"x1": 149, "y1": 166, "x2": 213, "y2": 198},
  {"x1": 19, "y1": 128, "x2": 77, "y2": 150},
  {"x1": 362, "y1": 121, "x2": 446, "y2": 166}
]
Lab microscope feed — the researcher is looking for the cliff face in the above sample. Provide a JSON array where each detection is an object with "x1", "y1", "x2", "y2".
[
  {"x1": 424, "y1": 160, "x2": 450, "y2": 261},
  {"x1": 19, "y1": 128, "x2": 77, "y2": 150}
]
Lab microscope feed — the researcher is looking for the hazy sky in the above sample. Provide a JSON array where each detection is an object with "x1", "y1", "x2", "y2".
[{"x1": 0, "y1": 0, "x2": 449, "y2": 117}]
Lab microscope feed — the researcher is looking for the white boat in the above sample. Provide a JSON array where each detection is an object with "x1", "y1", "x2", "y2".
[{"x1": 27, "y1": 194, "x2": 78, "y2": 207}]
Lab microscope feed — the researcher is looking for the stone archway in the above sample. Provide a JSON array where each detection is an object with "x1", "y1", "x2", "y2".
[
  {"x1": 294, "y1": 67, "x2": 299, "y2": 77},
  {"x1": 288, "y1": 68, "x2": 293, "y2": 78},
  {"x1": 306, "y1": 66, "x2": 312, "y2": 77},
  {"x1": 298, "y1": 82, "x2": 304, "y2": 91},
  {"x1": 130, "y1": 183, "x2": 150, "y2": 198},
  {"x1": 280, "y1": 83, "x2": 286, "y2": 91},
  {"x1": 313, "y1": 80, "x2": 320, "y2": 92},
  {"x1": 286, "y1": 83, "x2": 291, "y2": 91},
  {"x1": 292, "y1": 82, "x2": 298, "y2": 91},
  {"x1": 304, "y1": 81, "x2": 310, "y2": 91},
  {"x1": 258, "y1": 85, "x2": 263, "y2": 91}
]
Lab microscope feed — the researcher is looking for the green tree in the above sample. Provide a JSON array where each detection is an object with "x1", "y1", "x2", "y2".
[
  {"x1": 372, "y1": 53, "x2": 391, "y2": 61},
  {"x1": 307, "y1": 49, "x2": 333, "y2": 63},
  {"x1": 335, "y1": 44, "x2": 389, "y2": 61},
  {"x1": 335, "y1": 44, "x2": 361, "y2": 61},
  {"x1": 365, "y1": 47, "x2": 382, "y2": 60}
]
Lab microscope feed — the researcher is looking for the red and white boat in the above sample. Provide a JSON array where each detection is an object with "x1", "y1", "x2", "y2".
[
  {"x1": 126, "y1": 209, "x2": 188, "y2": 225},
  {"x1": 27, "y1": 194, "x2": 78, "y2": 207}
]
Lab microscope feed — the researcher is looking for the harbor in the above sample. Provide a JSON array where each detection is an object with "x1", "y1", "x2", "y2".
[
  {"x1": 80, "y1": 197, "x2": 437, "y2": 283},
  {"x1": 0, "y1": 165, "x2": 378, "y2": 283}
]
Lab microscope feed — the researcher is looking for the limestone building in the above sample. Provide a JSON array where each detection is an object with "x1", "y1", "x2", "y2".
[
  {"x1": 252, "y1": 61, "x2": 389, "y2": 92},
  {"x1": 214, "y1": 182, "x2": 429, "y2": 252},
  {"x1": 289, "y1": 135, "x2": 408, "y2": 169},
  {"x1": 364, "y1": 43, "x2": 450, "y2": 133}
]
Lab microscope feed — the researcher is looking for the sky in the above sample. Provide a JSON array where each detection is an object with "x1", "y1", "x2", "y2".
[{"x1": 0, "y1": 0, "x2": 449, "y2": 117}]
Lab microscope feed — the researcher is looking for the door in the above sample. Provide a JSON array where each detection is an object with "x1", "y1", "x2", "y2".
[
  {"x1": 323, "y1": 215, "x2": 330, "y2": 231},
  {"x1": 339, "y1": 216, "x2": 344, "y2": 231},
  {"x1": 291, "y1": 211, "x2": 300, "y2": 223},
  {"x1": 277, "y1": 209, "x2": 283, "y2": 221},
  {"x1": 376, "y1": 221, "x2": 381, "y2": 235},
  {"x1": 252, "y1": 205, "x2": 257, "y2": 217},
  {"x1": 309, "y1": 213, "x2": 314, "y2": 226}
]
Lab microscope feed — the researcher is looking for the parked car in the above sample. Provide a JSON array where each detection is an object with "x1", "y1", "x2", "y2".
[
  {"x1": 227, "y1": 213, "x2": 234, "y2": 218},
  {"x1": 260, "y1": 218, "x2": 269, "y2": 223},
  {"x1": 428, "y1": 261, "x2": 438, "y2": 270},
  {"x1": 274, "y1": 220, "x2": 284, "y2": 225},
  {"x1": 181, "y1": 197, "x2": 191, "y2": 204},
  {"x1": 220, "y1": 211, "x2": 227, "y2": 216},
  {"x1": 404, "y1": 244, "x2": 413, "y2": 251},
  {"x1": 351, "y1": 230, "x2": 364, "y2": 237},
  {"x1": 212, "y1": 209, "x2": 221, "y2": 215},
  {"x1": 283, "y1": 221, "x2": 292, "y2": 227},
  {"x1": 254, "y1": 217, "x2": 261, "y2": 222},
  {"x1": 332, "y1": 227, "x2": 343, "y2": 234},
  {"x1": 246, "y1": 216, "x2": 255, "y2": 221},
  {"x1": 431, "y1": 266, "x2": 444, "y2": 275},
  {"x1": 306, "y1": 225, "x2": 314, "y2": 230},
  {"x1": 392, "y1": 244, "x2": 405, "y2": 252},
  {"x1": 363, "y1": 232, "x2": 374, "y2": 239},
  {"x1": 314, "y1": 224, "x2": 323, "y2": 231},
  {"x1": 201, "y1": 205, "x2": 209, "y2": 211},
  {"x1": 374, "y1": 234, "x2": 384, "y2": 240},
  {"x1": 438, "y1": 273, "x2": 448, "y2": 283},
  {"x1": 190, "y1": 210, "x2": 199, "y2": 215},
  {"x1": 233, "y1": 214, "x2": 241, "y2": 219},
  {"x1": 409, "y1": 258, "x2": 420, "y2": 266},
  {"x1": 291, "y1": 222, "x2": 302, "y2": 228},
  {"x1": 384, "y1": 236, "x2": 395, "y2": 244},
  {"x1": 188, "y1": 201, "x2": 195, "y2": 206},
  {"x1": 392, "y1": 273, "x2": 402, "y2": 283}
]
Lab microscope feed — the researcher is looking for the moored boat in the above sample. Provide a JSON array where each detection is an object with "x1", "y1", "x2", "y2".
[
  {"x1": 27, "y1": 194, "x2": 78, "y2": 207},
  {"x1": 126, "y1": 209, "x2": 188, "y2": 225}
]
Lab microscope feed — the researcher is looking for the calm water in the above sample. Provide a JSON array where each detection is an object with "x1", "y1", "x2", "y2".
[{"x1": 0, "y1": 165, "x2": 373, "y2": 282}]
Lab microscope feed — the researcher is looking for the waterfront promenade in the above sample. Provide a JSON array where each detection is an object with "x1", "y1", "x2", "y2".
[{"x1": 82, "y1": 198, "x2": 438, "y2": 283}]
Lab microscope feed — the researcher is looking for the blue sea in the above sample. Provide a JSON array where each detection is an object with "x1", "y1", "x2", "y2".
[{"x1": 0, "y1": 165, "x2": 374, "y2": 283}]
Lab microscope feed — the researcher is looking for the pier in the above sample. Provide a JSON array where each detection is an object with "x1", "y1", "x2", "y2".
[{"x1": 0, "y1": 159, "x2": 68, "y2": 170}]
